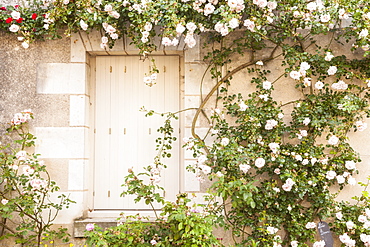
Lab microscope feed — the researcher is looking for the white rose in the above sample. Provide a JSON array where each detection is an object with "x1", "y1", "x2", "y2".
[
  {"x1": 303, "y1": 117, "x2": 311, "y2": 126},
  {"x1": 266, "y1": 226, "x2": 278, "y2": 234},
  {"x1": 21, "y1": 41, "x2": 29, "y2": 49},
  {"x1": 305, "y1": 222, "x2": 316, "y2": 229},
  {"x1": 290, "y1": 241, "x2": 298, "y2": 247},
  {"x1": 315, "y1": 81, "x2": 324, "y2": 89},
  {"x1": 9, "y1": 24, "x2": 20, "y2": 33},
  {"x1": 255, "y1": 157, "x2": 265, "y2": 168},
  {"x1": 186, "y1": 22, "x2": 197, "y2": 32},
  {"x1": 176, "y1": 24, "x2": 186, "y2": 34},
  {"x1": 238, "y1": 101, "x2": 248, "y2": 111},
  {"x1": 290, "y1": 70, "x2": 301, "y2": 80},
  {"x1": 104, "y1": 4, "x2": 113, "y2": 11},
  {"x1": 327, "y1": 66, "x2": 337, "y2": 75},
  {"x1": 80, "y1": 20, "x2": 88, "y2": 31},
  {"x1": 345, "y1": 160, "x2": 356, "y2": 170},
  {"x1": 300, "y1": 62, "x2": 310, "y2": 71},
  {"x1": 348, "y1": 176, "x2": 356, "y2": 185},
  {"x1": 336, "y1": 175, "x2": 345, "y2": 184},
  {"x1": 359, "y1": 29, "x2": 369, "y2": 38},
  {"x1": 326, "y1": 170, "x2": 336, "y2": 180},
  {"x1": 162, "y1": 37, "x2": 172, "y2": 46},
  {"x1": 325, "y1": 52, "x2": 334, "y2": 61},
  {"x1": 101, "y1": 36, "x2": 108, "y2": 43},
  {"x1": 11, "y1": 11, "x2": 21, "y2": 20},
  {"x1": 221, "y1": 137, "x2": 229, "y2": 146},
  {"x1": 313, "y1": 240, "x2": 326, "y2": 247},
  {"x1": 328, "y1": 135, "x2": 339, "y2": 145},
  {"x1": 228, "y1": 18, "x2": 239, "y2": 29},
  {"x1": 243, "y1": 19, "x2": 255, "y2": 32},
  {"x1": 263, "y1": 80, "x2": 272, "y2": 90},
  {"x1": 320, "y1": 13, "x2": 330, "y2": 22}
]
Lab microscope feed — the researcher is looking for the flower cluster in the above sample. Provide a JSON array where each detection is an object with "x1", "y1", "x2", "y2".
[{"x1": 11, "y1": 109, "x2": 33, "y2": 125}]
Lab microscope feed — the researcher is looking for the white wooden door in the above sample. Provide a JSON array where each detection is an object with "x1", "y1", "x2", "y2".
[{"x1": 94, "y1": 56, "x2": 180, "y2": 210}]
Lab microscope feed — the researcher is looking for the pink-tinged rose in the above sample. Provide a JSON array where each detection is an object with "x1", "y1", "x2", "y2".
[
  {"x1": 1, "y1": 199, "x2": 8, "y2": 205},
  {"x1": 9, "y1": 24, "x2": 19, "y2": 32},
  {"x1": 16, "y1": 151, "x2": 27, "y2": 160},
  {"x1": 359, "y1": 215, "x2": 367, "y2": 223},
  {"x1": 243, "y1": 19, "x2": 255, "y2": 32},
  {"x1": 11, "y1": 11, "x2": 20, "y2": 19},
  {"x1": 104, "y1": 4, "x2": 113, "y2": 11},
  {"x1": 336, "y1": 212, "x2": 343, "y2": 220},
  {"x1": 346, "y1": 221, "x2": 355, "y2": 230},
  {"x1": 162, "y1": 37, "x2": 172, "y2": 46},
  {"x1": 289, "y1": 70, "x2": 301, "y2": 80},
  {"x1": 239, "y1": 164, "x2": 251, "y2": 173},
  {"x1": 86, "y1": 223, "x2": 94, "y2": 231}
]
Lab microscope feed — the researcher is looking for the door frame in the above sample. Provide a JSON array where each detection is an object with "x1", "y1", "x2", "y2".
[{"x1": 86, "y1": 53, "x2": 185, "y2": 217}]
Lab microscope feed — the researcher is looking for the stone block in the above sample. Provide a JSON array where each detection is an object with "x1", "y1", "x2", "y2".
[
  {"x1": 68, "y1": 160, "x2": 86, "y2": 191},
  {"x1": 74, "y1": 218, "x2": 118, "y2": 237},
  {"x1": 70, "y1": 95, "x2": 89, "y2": 126},
  {"x1": 42, "y1": 158, "x2": 69, "y2": 191},
  {"x1": 184, "y1": 96, "x2": 200, "y2": 127},
  {"x1": 35, "y1": 127, "x2": 87, "y2": 159},
  {"x1": 184, "y1": 62, "x2": 216, "y2": 95},
  {"x1": 37, "y1": 63, "x2": 87, "y2": 94},
  {"x1": 70, "y1": 32, "x2": 88, "y2": 63}
]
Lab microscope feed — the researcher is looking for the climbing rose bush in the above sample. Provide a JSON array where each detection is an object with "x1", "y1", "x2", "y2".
[
  {"x1": 0, "y1": 110, "x2": 74, "y2": 246},
  {"x1": 1, "y1": 0, "x2": 370, "y2": 246}
]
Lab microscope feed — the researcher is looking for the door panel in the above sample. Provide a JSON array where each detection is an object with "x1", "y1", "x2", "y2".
[{"x1": 94, "y1": 56, "x2": 180, "y2": 210}]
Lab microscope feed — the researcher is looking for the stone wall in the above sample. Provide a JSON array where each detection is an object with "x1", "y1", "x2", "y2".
[{"x1": 1, "y1": 27, "x2": 370, "y2": 246}]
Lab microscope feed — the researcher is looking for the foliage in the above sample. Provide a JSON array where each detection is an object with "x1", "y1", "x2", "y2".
[
  {"x1": 0, "y1": 110, "x2": 74, "y2": 246},
  {"x1": 84, "y1": 194, "x2": 220, "y2": 246}
]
